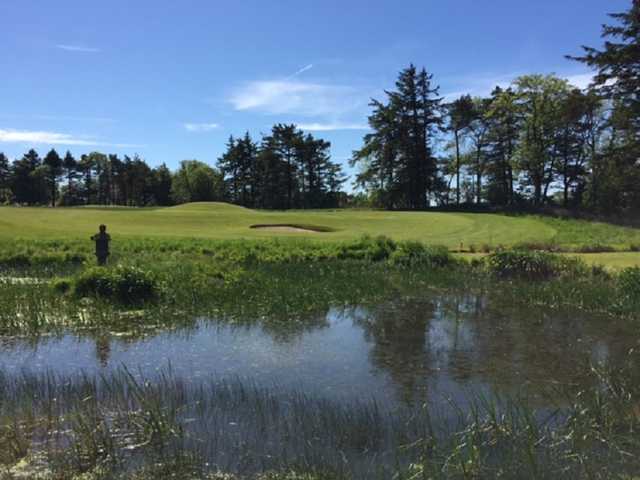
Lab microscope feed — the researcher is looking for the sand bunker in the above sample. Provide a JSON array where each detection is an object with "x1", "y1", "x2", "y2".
[{"x1": 249, "y1": 224, "x2": 332, "y2": 233}]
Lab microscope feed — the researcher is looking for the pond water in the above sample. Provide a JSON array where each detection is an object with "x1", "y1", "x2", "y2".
[{"x1": 1, "y1": 293, "x2": 635, "y2": 410}]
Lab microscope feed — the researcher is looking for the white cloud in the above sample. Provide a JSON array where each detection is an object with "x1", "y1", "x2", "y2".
[
  {"x1": 183, "y1": 123, "x2": 220, "y2": 132},
  {"x1": 289, "y1": 64, "x2": 314, "y2": 78},
  {"x1": 0, "y1": 129, "x2": 141, "y2": 148},
  {"x1": 441, "y1": 72, "x2": 517, "y2": 102},
  {"x1": 565, "y1": 73, "x2": 595, "y2": 90},
  {"x1": 56, "y1": 44, "x2": 100, "y2": 53},
  {"x1": 297, "y1": 122, "x2": 368, "y2": 132},
  {"x1": 229, "y1": 80, "x2": 365, "y2": 117}
]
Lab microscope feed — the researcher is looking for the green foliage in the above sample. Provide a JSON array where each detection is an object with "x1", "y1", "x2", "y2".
[
  {"x1": 171, "y1": 160, "x2": 224, "y2": 204},
  {"x1": 487, "y1": 250, "x2": 586, "y2": 279},
  {"x1": 337, "y1": 235, "x2": 396, "y2": 261},
  {"x1": 389, "y1": 241, "x2": 453, "y2": 267},
  {"x1": 618, "y1": 267, "x2": 640, "y2": 307},
  {"x1": 73, "y1": 265, "x2": 159, "y2": 303}
]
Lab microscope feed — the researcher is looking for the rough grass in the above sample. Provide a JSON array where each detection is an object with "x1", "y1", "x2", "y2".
[
  {"x1": 2, "y1": 202, "x2": 640, "y2": 251},
  {"x1": 1, "y1": 353, "x2": 639, "y2": 480}
]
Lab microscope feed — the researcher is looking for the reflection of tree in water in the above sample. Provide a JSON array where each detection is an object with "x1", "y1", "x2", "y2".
[
  {"x1": 352, "y1": 294, "x2": 639, "y2": 407},
  {"x1": 353, "y1": 299, "x2": 435, "y2": 405},
  {"x1": 431, "y1": 295, "x2": 637, "y2": 403}
]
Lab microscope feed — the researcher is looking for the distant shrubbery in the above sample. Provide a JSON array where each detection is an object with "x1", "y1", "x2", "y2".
[{"x1": 0, "y1": 251, "x2": 86, "y2": 269}]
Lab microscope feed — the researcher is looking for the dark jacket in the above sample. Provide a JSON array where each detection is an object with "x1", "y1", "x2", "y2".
[{"x1": 91, "y1": 232, "x2": 111, "y2": 256}]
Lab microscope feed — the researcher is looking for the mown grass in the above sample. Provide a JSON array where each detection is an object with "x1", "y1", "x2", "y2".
[
  {"x1": 2, "y1": 202, "x2": 640, "y2": 252},
  {"x1": 1, "y1": 349, "x2": 639, "y2": 479}
]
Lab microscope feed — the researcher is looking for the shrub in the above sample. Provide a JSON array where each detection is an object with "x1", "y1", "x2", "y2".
[
  {"x1": 51, "y1": 278, "x2": 72, "y2": 294},
  {"x1": 487, "y1": 250, "x2": 585, "y2": 280},
  {"x1": 389, "y1": 242, "x2": 452, "y2": 268},
  {"x1": 0, "y1": 252, "x2": 31, "y2": 268},
  {"x1": 73, "y1": 265, "x2": 159, "y2": 303},
  {"x1": 337, "y1": 235, "x2": 396, "y2": 262}
]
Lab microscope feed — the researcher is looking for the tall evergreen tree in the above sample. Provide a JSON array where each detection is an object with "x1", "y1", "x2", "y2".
[
  {"x1": 61, "y1": 151, "x2": 79, "y2": 205},
  {"x1": 569, "y1": 0, "x2": 640, "y2": 138},
  {"x1": 43, "y1": 149, "x2": 63, "y2": 206},
  {"x1": 12, "y1": 149, "x2": 47, "y2": 204},
  {"x1": 0, "y1": 153, "x2": 11, "y2": 203},
  {"x1": 570, "y1": 0, "x2": 640, "y2": 213},
  {"x1": 151, "y1": 163, "x2": 173, "y2": 206},
  {"x1": 353, "y1": 64, "x2": 443, "y2": 209},
  {"x1": 264, "y1": 124, "x2": 303, "y2": 209}
]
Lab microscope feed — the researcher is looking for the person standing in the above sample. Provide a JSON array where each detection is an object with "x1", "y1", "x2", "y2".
[{"x1": 91, "y1": 224, "x2": 111, "y2": 266}]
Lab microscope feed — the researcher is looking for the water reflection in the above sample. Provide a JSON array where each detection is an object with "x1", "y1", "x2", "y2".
[{"x1": 0, "y1": 293, "x2": 636, "y2": 410}]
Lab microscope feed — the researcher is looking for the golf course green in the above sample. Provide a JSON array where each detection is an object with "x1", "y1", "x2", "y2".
[{"x1": 2, "y1": 202, "x2": 640, "y2": 252}]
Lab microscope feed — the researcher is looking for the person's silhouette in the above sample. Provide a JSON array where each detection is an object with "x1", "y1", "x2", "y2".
[{"x1": 91, "y1": 224, "x2": 111, "y2": 266}]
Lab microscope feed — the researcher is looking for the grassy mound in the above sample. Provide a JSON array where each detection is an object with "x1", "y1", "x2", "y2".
[{"x1": 57, "y1": 265, "x2": 160, "y2": 303}]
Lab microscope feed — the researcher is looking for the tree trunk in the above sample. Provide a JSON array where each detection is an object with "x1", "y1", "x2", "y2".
[{"x1": 455, "y1": 129, "x2": 461, "y2": 206}]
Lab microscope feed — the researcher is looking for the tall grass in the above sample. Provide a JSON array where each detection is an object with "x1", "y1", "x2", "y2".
[
  {"x1": 0, "y1": 237, "x2": 638, "y2": 336},
  {"x1": 1, "y1": 352, "x2": 639, "y2": 479}
]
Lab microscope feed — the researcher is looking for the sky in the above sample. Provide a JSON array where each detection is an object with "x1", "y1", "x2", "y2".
[{"x1": 0, "y1": 0, "x2": 630, "y2": 184}]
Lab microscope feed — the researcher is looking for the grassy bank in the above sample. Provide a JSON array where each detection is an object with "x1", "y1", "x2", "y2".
[
  {"x1": 0, "y1": 236, "x2": 639, "y2": 336},
  {"x1": 1, "y1": 351, "x2": 639, "y2": 480}
]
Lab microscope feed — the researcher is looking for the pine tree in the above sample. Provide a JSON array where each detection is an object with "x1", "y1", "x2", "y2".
[
  {"x1": 0, "y1": 153, "x2": 11, "y2": 203},
  {"x1": 12, "y1": 149, "x2": 47, "y2": 204},
  {"x1": 61, "y1": 151, "x2": 79, "y2": 205},
  {"x1": 352, "y1": 64, "x2": 443, "y2": 209},
  {"x1": 43, "y1": 149, "x2": 63, "y2": 206},
  {"x1": 570, "y1": 0, "x2": 640, "y2": 137}
]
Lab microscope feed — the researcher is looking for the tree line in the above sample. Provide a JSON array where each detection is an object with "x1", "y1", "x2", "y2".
[
  {"x1": 351, "y1": 1, "x2": 640, "y2": 215},
  {"x1": 0, "y1": 124, "x2": 346, "y2": 209},
  {"x1": 1, "y1": 1, "x2": 637, "y2": 214}
]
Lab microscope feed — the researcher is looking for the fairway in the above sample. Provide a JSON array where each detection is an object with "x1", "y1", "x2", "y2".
[{"x1": 2, "y1": 202, "x2": 640, "y2": 252}]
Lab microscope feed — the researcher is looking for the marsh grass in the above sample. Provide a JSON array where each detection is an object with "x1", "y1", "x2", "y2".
[
  {"x1": 1, "y1": 353, "x2": 639, "y2": 480},
  {"x1": 0, "y1": 236, "x2": 638, "y2": 336}
]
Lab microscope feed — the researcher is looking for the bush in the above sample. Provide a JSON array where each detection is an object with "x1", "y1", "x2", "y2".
[
  {"x1": 389, "y1": 241, "x2": 452, "y2": 268},
  {"x1": 337, "y1": 235, "x2": 396, "y2": 262},
  {"x1": 0, "y1": 251, "x2": 87, "y2": 269},
  {"x1": 0, "y1": 252, "x2": 31, "y2": 268},
  {"x1": 51, "y1": 278, "x2": 72, "y2": 294},
  {"x1": 73, "y1": 265, "x2": 159, "y2": 303},
  {"x1": 487, "y1": 250, "x2": 585, "y2": 280}
]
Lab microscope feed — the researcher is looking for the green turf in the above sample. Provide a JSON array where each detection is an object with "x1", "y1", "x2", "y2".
[
  {"x1": 1, "y1": 202, "x2": 639, "y2": 250},
  {"x1": 574, "y1": 252, "x2": 640, "y2": 270}
]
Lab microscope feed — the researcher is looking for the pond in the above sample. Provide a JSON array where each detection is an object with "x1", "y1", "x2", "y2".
[{"x1": 1, "y1": 293, "x2": 634, "y2": 411}]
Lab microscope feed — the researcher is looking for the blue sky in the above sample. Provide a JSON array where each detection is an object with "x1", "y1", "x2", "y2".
[{"x1": 0, "y1": 0, "x2": 629, "y2": 182}]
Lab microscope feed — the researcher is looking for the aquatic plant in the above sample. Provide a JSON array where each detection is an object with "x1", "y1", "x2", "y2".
[
  {"x1": 73, "y1": 265, "x2": 160, "y2": 303},
  {"x1": 1, "y1": 352, "x2": 639, "y2": 479}
]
